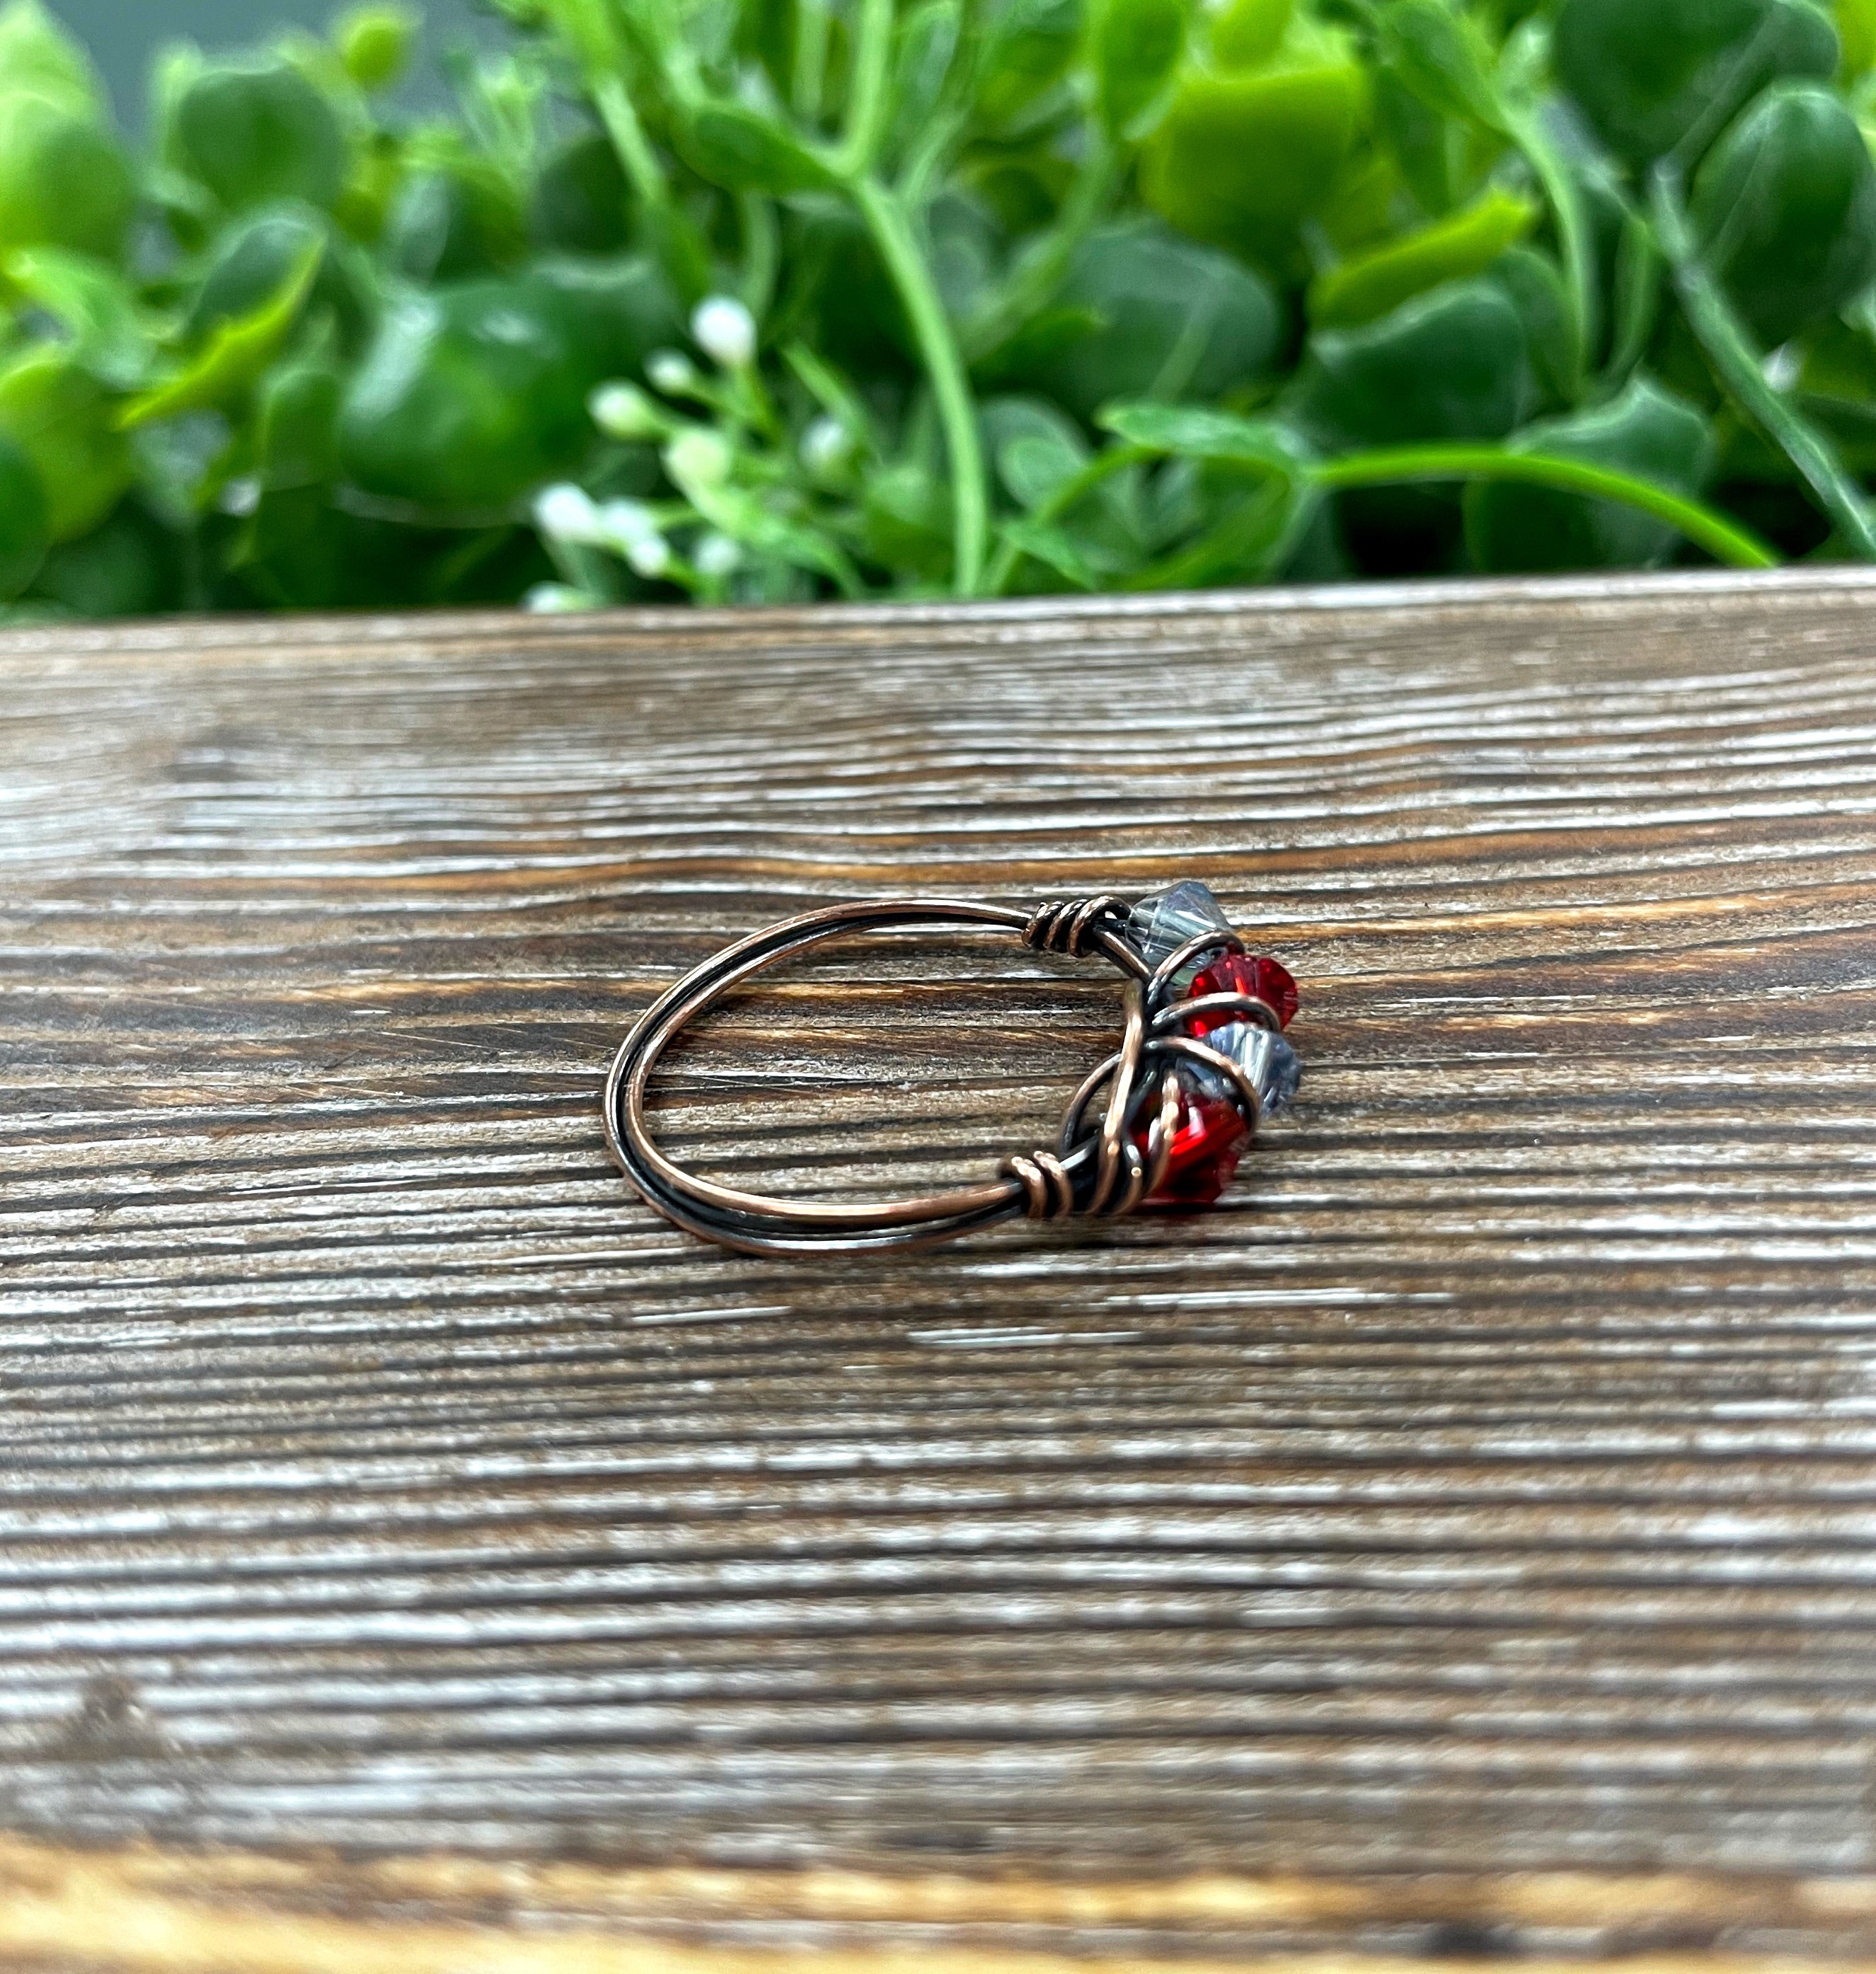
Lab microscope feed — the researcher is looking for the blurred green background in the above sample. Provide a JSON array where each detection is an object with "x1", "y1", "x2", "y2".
[
  {"x1": 47, "y1": 0, "x2": 482, "y2": 113},
  {"x1": 6, "y1": 0, "x2": 1868, "y2": 620}
]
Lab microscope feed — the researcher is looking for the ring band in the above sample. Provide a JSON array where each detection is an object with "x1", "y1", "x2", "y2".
[{"x1": 602, "y1": 881, "x2": 1302, "y2": 1256}]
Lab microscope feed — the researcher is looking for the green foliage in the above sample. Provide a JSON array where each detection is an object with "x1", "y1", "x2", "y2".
[
  {"x1": 168, "y1": 57, "x2": 350, "y2": 215},
  {"x1": 0, "y1": 426, "x2": 45, "y2": 595},
  {"x1": 20, "y1": 0, "x2": 1876, "y2": 618},
  {"x1": 1553, "y1": 0, "x2": 1837, "y2": 166},
  {"x1": 0, "y1": 345, "x2": 128, "y2": 539},
  {"x1": 1691, "y1": 81, "x2": 1876, "y2": 347},
  {"x1": 1290, "y1": 278, "x2": 1533, "y2": 449},
  {"x1": 335, "y1": 6, "x2": 418, "y2": 92},
  {"x1": 337, "y1": 260, "x2": 679, "y2": 507},
  {"x1": 1466, "y1": 376, "x2": 1714, "y2": 569}
]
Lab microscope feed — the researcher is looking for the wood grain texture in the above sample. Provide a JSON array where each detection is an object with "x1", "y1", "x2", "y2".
[{"x1": 6, "y1": 569, "x2": 1876, "y2": 1965}]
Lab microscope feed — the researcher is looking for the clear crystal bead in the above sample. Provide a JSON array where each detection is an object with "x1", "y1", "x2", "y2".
[
  {"x1": 1126, "y1": 879, "x2": 1231, "y2": 966},
  {"x1": 1243, "y1": 1026, "x2": 1301, "y2": 1112},
  {"x1": 1194, "y1": 1022, "x2": 1301, "y2": 1114}
]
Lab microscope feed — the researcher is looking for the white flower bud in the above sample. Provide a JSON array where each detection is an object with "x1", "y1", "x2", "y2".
[
  {"x1": 626, "y1": 533, "x2": 672, "y2": 578},
  {"x1": 800, "y1": 415, "x2": 851, "y2": 477},
  {"x1": 532, "y1": 482, "x2": 601, "y2": 543},
  {"x1": 596, "y1": 498, "x2": 660, "y2": 553},
  {"x1": 690, "y1": 294, "x2": 757, "y2": 371},
  {"x1": 647, "y1": 348, "x2": 698, "y2": 394},
  {"x1": 694, "y1": 531, "x2": 742, "y2": 578},
  {"x1": 523, "y1": 582, "x2": 594, "y2": 613},
  {"x1": 663, "y1": 428, "x2": 733, "y2": 489},
  {"x1": 589, "y1": 381, "x2": 664, "y2": 439}
]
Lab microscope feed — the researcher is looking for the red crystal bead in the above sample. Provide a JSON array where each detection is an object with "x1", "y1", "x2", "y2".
[
  {"x1": 1191, "y1": 952, "x2": 1298, "y2": 1031},
  {"x1": 1137, "y1": 1084, "x2": 1248, "y2": 1207}
]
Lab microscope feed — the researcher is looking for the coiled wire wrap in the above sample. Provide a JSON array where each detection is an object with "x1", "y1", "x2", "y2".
[
  {"x1": 602, "y1": 893, "x2": 1285, "y2": 1256},
  {"x1": 1023, "y1": 894, "x2": 1130, "y2": 957}
]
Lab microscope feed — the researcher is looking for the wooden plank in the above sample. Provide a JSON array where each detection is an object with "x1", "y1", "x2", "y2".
[{"x1": 5, "y1": 570, "x2": 1876, "y2": 1963}]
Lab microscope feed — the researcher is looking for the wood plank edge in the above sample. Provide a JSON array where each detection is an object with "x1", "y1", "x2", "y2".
[
  {"x1": 1, "y1": 1835, "x2": 1874, "y2": 1969},
  {"x1": 6, "y1": 564, "x2": 1876, "y2": 664}
]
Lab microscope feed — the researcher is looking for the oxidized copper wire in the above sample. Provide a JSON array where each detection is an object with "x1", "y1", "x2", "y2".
[{"x1": 602, "y1": 892, "x2": 1287, "y2": 1257}]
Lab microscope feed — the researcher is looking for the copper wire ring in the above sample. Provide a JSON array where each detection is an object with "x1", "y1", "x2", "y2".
[{"x1": 602, "y1": 893, "x2": 1292, "y2": 1257}]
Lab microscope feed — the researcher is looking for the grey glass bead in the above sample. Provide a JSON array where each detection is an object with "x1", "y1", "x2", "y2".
[
  {"x1": 1243, "y1": 1026, "x2": 1301, "y2": 1112},
  {"x1": 1197, "y1": 1021, "x2": 1301, "y2": 1114},
  {"x1": 1126, "y1": 879, "x2": 1231, "y2": 965}
]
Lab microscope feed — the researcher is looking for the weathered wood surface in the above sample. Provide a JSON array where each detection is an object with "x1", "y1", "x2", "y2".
[{"x1": 6, "y1": 569, "x2": 1876, "y2": 1968}]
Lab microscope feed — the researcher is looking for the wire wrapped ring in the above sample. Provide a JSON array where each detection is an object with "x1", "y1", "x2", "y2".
[{"x1": 602, "y1": 887, "x2": 1301, "y2": 1256}]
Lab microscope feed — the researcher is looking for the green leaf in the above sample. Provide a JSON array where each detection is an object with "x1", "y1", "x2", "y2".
[
  {"x1": 529, "y1": 127, "x2": 631, "y2": 257},
  {"x1": 975, "y1": 0, "x2": 1082, "y2": 136},
  {"x1": 999, "y1": 432, "x2": 1086, "y2": 509},
  {"x1": 388, "y1": 166, "x2": 526, "y2": 282},
  {"x1": 0, "y1": 0, "x2": 106, "y2": 117},
  {"x1": 186, "y1": 202, "x2": 372, "y2": 352},
  {"x1": 999, "y1": 219, "x2": 1282, "y2": 420},
  {"x1": 983, "y1": 396, "x2": 1090, "y2": 508},
  {"x1": 1488, "y1": 246, "x2": 1575, "y2": 409},
  {"x1": 1371, "y1": 64, "x2": 1456, "y2": 216},
  {"x1": 0, "y1": 425, "x2": 47, "y2": 597},
  {"x1": 1088, "y1": 0, "x2": 1185, "y2": 139},
  {"x1": 0, "y1": 91, "x2": 134, "y2": 260},
  {"x1": 1129, "y1": 473, "x2": 1313, "y2": 588},
  {"x1": 29, "y1": 495, "x2": 180, "y2": 616},
  {"x1": 1289, "y1": 277, "x2": 1532, "y2": 451},
  {"x1": 999, "y1": 514, "x2": 1101, "y2": 587},
  {"x1": 1311, "y1": 190, "x2": 1538, "y2": 328},
  {"x1": 0, "y1": 345, "x2": 130, "y2": 539},
  {"x1": 675, "y1": 100, "x2": 838, "y2": 193},
  {"x1": 887, "y1": 0, "x2": 961, "y2": 161},
  {"x1": 1376, "y1": 0, "x2": 1508, "y2": 130},
  {"x1": 1839, "y1": 0, "x2": 1876, "y2": 74},
  {"x1": 1139, "y1": 25, "x2": 1370, "y2": 272},
  {"x1": 1098, "y1": 400, "x2": 1308, "y2": 472},
  {"x1": 255, "y1": 351, "x2": 343, "y2": 490},
  {"x1": 120, "y1": 235, "x2": 323, "y2": 429},
  {"x1": 334, "y1": 4, "x2": 417, "y2": 90},
  {"x1": 4, "y1": 247, "x2": 153, "y2": 388},
  {"x1": 1466, "y1": 376, "x2": 1716, "y2": 571},
  {"x1": 1210, "y1": 0, "x2": 1293, "y2": 71},
  {"x1": 1691, "y1": 80, "x2": 1876, "y2": 348},
  {"x1": 338, "y1": 261, "x2": 677, "y2": 509},
  {"x1": 1553, "y1": 0, "x2": 1837, "y2": 166},
  {"x1": 169, "y1": 56, "x2": 348, "y2": 214},
  {"x1": 861, "y1": 459, "x2": 952, "y2": 576}
]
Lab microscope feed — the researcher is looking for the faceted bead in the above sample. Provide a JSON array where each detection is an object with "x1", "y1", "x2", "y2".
[
  {"x1": 1137, "y1": 1077, "x2": 1249, "y2": 1206},
  {"x1": 1126, "y1": 879, "x2": 1231, "y2": 967},
  {"x1": 1191, "y1": 950, "x2": 1299, "y2": 1031},
  {"x1": 1238, "y1": 1026, "x2": 1301, "y2": 1112},
  {"x1": 1187, "y1": 1019, "x2": 1301, "y2": 1116}
]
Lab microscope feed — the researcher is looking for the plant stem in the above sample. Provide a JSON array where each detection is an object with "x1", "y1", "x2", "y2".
[
  {"x1": 1127, "y1": 479, "x2": 1316, "y2": 591},
  {"x1": 1604, "y1": 201, "x2": 1660, "y2": 389},
  {"x1": 793, "y1": 0, "x2": 829, "y2": 124},
  {"x1": 1312, "y1": 445, "x2": 1778, "y2": 567},
  {"x1": 1648, "y1": 163, "x2": 1876, "y2": 560},
  {"x1": 737, "y1": 192, "x2": 778, "y2": 316},
  {"x1": 592, "y1": 73, "x2": 709, "y2": 301},
  {"x1": 854, "y1": 175, "x2": 987, "y2": 595},
  {"x1": 985, "y1": 441, "x2": 1150, "y2": 594},
  {"x1": 1507, "y1": 107, "x2": 1593, "y2": 392},
  {"x1": 962, "y1": 137, "x2": 1117, "y2": 362},
  {"x1": 592, "y1": 73, "x2": 662, "y2": 206},
  {"x1": 831, "y1": 0, "x2": 894, "y2": 177}
]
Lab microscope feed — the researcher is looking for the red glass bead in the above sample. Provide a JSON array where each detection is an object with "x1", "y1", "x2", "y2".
[
  {"x1": 1137, "y1": 1084, "x2": 1248, "y2": 1207},
  {"x1": 1191, "y1": 952, "x2": 1298, "y2": 1031}
]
